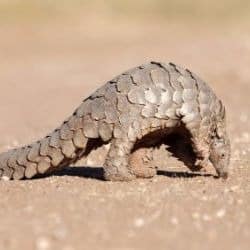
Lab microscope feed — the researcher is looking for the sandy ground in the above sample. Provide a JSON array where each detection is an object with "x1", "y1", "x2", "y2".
[{"x1": 0, "y1": 16, "x2": 250, "y2": 250}]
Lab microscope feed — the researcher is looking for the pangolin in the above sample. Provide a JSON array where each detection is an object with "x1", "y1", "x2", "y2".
[{"x1": 0, "y1": 62, "x2": 230, "y2": 181}]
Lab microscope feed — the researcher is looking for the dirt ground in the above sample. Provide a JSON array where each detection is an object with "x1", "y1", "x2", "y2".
[{"x1": 0, "y1": 6, "x2": 250, "y2": 250}]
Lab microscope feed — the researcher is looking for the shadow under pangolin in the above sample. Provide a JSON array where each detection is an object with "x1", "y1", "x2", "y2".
[{"x1": 49, "y1": 124, "x2": 215, "y2": 180}]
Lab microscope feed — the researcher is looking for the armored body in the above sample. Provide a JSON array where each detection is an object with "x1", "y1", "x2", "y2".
[{"x1": 0, "y1": 62, "x2": 230, "y2": 181}]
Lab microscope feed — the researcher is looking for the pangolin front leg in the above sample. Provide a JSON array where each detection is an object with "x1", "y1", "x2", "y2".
[
  {"x1": 104, "y1": 138, "x2": 136, "y2": 181},
  {"x1": 0, "y1": 61, "x2": 230, "y2": 181}
]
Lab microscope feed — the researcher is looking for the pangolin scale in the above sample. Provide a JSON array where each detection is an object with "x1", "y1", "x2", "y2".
[{"x1": 0, "y1": 62, "x2": 230, "y2": 181}]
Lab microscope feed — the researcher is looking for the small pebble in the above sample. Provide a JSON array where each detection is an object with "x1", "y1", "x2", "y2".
[
  {"x1": 216, "y1": 209, "x2": 226, "y2": 218},
  {"x1": 202, "y1": 214, "x2": 211, "y2": 221},
  {"x1": 170, "y1": 217, "x2": 179, "y2": 225},
  {"x1": 201, "y1": 196, "x2": 208, "y2": 201},
  {"x1": 230, "y1": 185, "x2": 239, "y2": 192},
  {"x1": 36, "y1": 237, "x2": 50, "y2": 250},
  {"x1": 1, "y1": 176, "x2": 10, "y2": 181},
  {"x1": 134, "y1": 218, "x2": 145, "y2": 228},
  {"x1": 192, "y1": 212, "x2": 200, "y2": 219}
]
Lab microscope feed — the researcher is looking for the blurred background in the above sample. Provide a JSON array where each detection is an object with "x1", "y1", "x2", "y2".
[
  {"x1": 0, "y1": 0, "x2": 250, "y2": 145},
  {"x1": 0, "y1": 1, "x2": 250, "y2": 250}
]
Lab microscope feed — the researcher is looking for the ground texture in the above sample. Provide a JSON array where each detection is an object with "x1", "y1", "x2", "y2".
[{"x1": 0, "y1": 12, "x2": 250, "y2": 250}]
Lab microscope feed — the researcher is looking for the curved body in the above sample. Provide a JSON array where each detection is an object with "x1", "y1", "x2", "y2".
[{"x1": 0, "y1": 62, "x2": 230, "y2": 180}]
